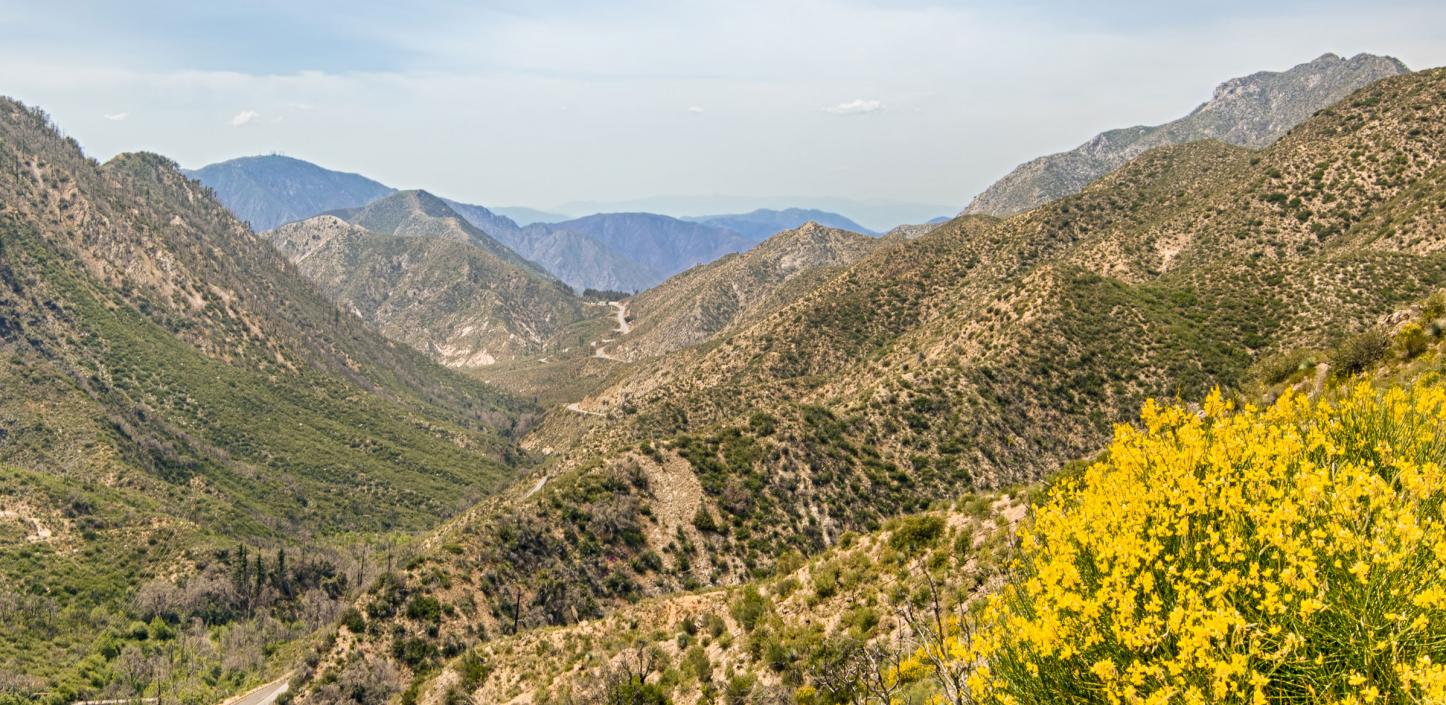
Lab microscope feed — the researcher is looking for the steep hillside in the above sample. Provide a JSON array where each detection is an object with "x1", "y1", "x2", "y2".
[
  {"x1": 522, "y1": 213, "x2": 757, "y2": 290},
  {"x1": 963, "y1": 52, "x2": 1408, "y2": 217},
  {"x1": 881, "y1": 221, "x2": 947, "y2": 240},
  {"x1": 438, "y1": 197, "x2": 524, "y2": 240},
  {"x1": 0, "y1": 99, "x2": 532, "y2": 700},
  {"x1": 185, "y1": 155, "x2": 394, "y2": 231},
  {"x1": 687, "y1": 208, "x2": 876, "y2": 240},
  {"x1": 266, "y1": 213, "x2": 584, "y2": 366},
  {"x1": 327, "y1": 190, "x2": 547, "y2": 276},
  {"x1": 424, "y1": 298, "x2": 1446, "y2": 705},
  {"x1": 437, "y1": 197, "x2": 662, "y2": 293},
  {"x1": 335, "y1": 490, "x2": 1025, "y2": 705},
  {"x1": 292, "y1": 69, "x2": 1446, "y2": 697},
  {"x1": 614, "y1": 222, "x2": 880, "y2": 360},
  {"x1": 485, "y1": 223, "x2": 657, "y2": 294}
]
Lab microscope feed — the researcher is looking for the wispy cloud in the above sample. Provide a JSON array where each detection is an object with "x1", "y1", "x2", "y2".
[
  {"x1": 104, "y1": 112, "x2": 129, "y2": 121},
  {"x1": 823, "y1": 99, "x2": 884, "y2": 116},
  {"x1": 687, "y1": 105, "x2": 705, "y2": 113},
  {"x1": 230, "y1": 109, "x2": 260, "y2": 126}
]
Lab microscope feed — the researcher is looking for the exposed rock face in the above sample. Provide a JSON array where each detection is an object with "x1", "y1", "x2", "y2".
[
  {"x1": 962, "y1": 53, "x2": 1409, "y2": 217},
  {"x1": 882, "y1": 221, "x2": 946, "y2": 240}
]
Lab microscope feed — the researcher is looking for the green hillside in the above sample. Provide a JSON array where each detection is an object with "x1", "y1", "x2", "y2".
[
  {"x1": 0, "y1": 99, "x2": 534, "y2": 702},
  {"x1": 290, "y1": 69, "x2": 1446, "y2": 699}
]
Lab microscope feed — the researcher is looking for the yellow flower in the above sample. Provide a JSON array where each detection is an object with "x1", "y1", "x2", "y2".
[{"x1": 963, "y1": 383, "x2": 1446, "y2": 704}]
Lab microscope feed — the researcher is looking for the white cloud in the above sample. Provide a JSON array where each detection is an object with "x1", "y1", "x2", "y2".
[
  {"x1": 823, "y1": 99, "x2": 884, "y2": 116},
  {"x1": 687, "y1": 106, "x2": 705, "y2": 113},
  {"x1": 104, "y1": 111, "x2": 129, "y2": 121},
  {"x1": 230, "y1": 109, "x2": 260, "y2": 126}
]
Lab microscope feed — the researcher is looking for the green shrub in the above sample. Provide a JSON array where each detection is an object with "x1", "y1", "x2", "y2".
[
  {"x1": 457, "y1": 651, "x2": 490, "y2": 692},
  {"x1": 604, "y1": 675, "x2": 669, "y2": 705},
  {"x1": 1329, "y1": 329, "x2": 1390, "y2": 377},
  {"x1": 1421, "y1": 291, "x2": 1446, "y2": 321},
  {"x1": 887, "y1": 515, "x2": 945, "y2": 556},
  {"x1": 692, "y1": 506, "x2": 719, "y2": 533},
  {"x1": 339, "y1": 607, "x2": 366, "y2": 634},
  {"x1": 724, "y1": 673, "x2": 755, "y2": 705},
  {"x1": 1252, "y1": 349, "x2": 1316, "y2": 386},
  {"x1": 811, "y1": 564, "x2": 838, "y2": 600},
  {"x1": 392, "y1": 636, "x2": 437, "y2": 670},
  {"x1": 1397, "y1": 322, "x2": 1431, "y2": 359},
  {"x1": 730, "y1": 586, "x2": 768, "y2": 632},
  {"x1": 748, "y1": 412, "x2": 777, "y2": 437},
  {"x1": 405, "y1": 595, "x2": 443, "y2": 624}
]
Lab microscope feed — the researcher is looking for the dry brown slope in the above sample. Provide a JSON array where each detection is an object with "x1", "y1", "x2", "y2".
[
  {"x1": 267, "y1": 213, "x2": 585, "y2": 367},
  {"x1": 614, "y1": 222, "x2": 878, "y2": 361}
]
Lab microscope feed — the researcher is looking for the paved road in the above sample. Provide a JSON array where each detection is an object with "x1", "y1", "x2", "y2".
[
  {"x1": 564, "y1": 402, "x2": 605, "y2": 417},
  {"x1": 224, "y1": 675, "x2": 290, "y2": 705}
]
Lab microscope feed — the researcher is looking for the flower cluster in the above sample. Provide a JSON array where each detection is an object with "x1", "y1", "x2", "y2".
[{"x1": 964, "y1": 384, "x2": 1446, "y2": 704}]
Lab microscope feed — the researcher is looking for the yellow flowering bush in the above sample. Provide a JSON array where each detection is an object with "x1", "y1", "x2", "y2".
[{"x1": 967, "y1": 384, "x2": 1446, "y2": 704}]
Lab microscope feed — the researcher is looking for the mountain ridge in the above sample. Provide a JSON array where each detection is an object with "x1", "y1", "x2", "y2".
[
  {"x1": 268, "y1": 192, "x2": 586, "y2": 366},
  {"x1": 962, "y1": 52, "x2": 1410, "y2": 217},
  {"x1": 0, "y1": 97, "x2": 536, "y2": 697},
  {"x1": 185, "y1": 154, "x2": 395, "y2": 231},
  {"x1": 684, "y1": 208, "x2": 877, "y2": 239},
  {"x1": 614, "y1": 221, "x2": 880, "y2": 360}
]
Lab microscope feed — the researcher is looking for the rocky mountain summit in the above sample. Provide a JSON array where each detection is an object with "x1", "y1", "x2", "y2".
[{"x1": 962, "y1": 52, "x2": 1409, "y2": 217}]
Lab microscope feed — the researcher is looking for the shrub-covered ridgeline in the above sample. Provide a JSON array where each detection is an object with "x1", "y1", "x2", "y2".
[{"x1": 913, "y1": 384, "x2": 1446, "y2": 704}]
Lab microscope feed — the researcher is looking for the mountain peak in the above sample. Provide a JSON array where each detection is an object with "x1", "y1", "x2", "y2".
[
  {"x1": 963, "y1": 52, "x2": 1410, "y2": 217},
  {"x1": 186, "y1": 154, "x2": 394, "y2": 230},
  {"x1": 389, "y1": 189, "x2": 459, "y2": 219}
]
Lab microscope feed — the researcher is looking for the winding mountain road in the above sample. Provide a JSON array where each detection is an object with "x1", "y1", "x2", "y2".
[
  {"x1": 591, "y1": 300, "x2": 632, "y2": 360},
  {"x1": 564, "y1": 402, "x2": 605, "y2": 417},
  {"x1": 221, "y1": 675, "x2": 291, "y2": 705},
  {"x1": 611, "y1": 300, "x2": 631, "y2": 335}
]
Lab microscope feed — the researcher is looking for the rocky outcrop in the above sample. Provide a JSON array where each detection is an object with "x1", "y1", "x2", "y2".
[{"x1": 962, "y1": 53, "x2": 1409, "y2": 217}]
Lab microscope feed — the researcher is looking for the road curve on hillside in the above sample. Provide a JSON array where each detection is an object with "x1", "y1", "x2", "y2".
[
  {"x1": 221, "y1": 675, "x2": 291, "y2": 705},
  {"x1": 591, "y1": 300, "x2": 633, "y2": 360},
  {"x1": 612, "y1": 300, "x2": 631, "y2": 334}
]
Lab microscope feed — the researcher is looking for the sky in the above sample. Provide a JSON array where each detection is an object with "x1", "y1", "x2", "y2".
[{"x1": 1, "y1": 0, "x2": 1444, "y2": 224}]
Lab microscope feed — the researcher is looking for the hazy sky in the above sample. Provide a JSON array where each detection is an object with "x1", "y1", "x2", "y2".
[{"x1": 2, "y1": 0, "x2": 1444, "y2": 215}]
